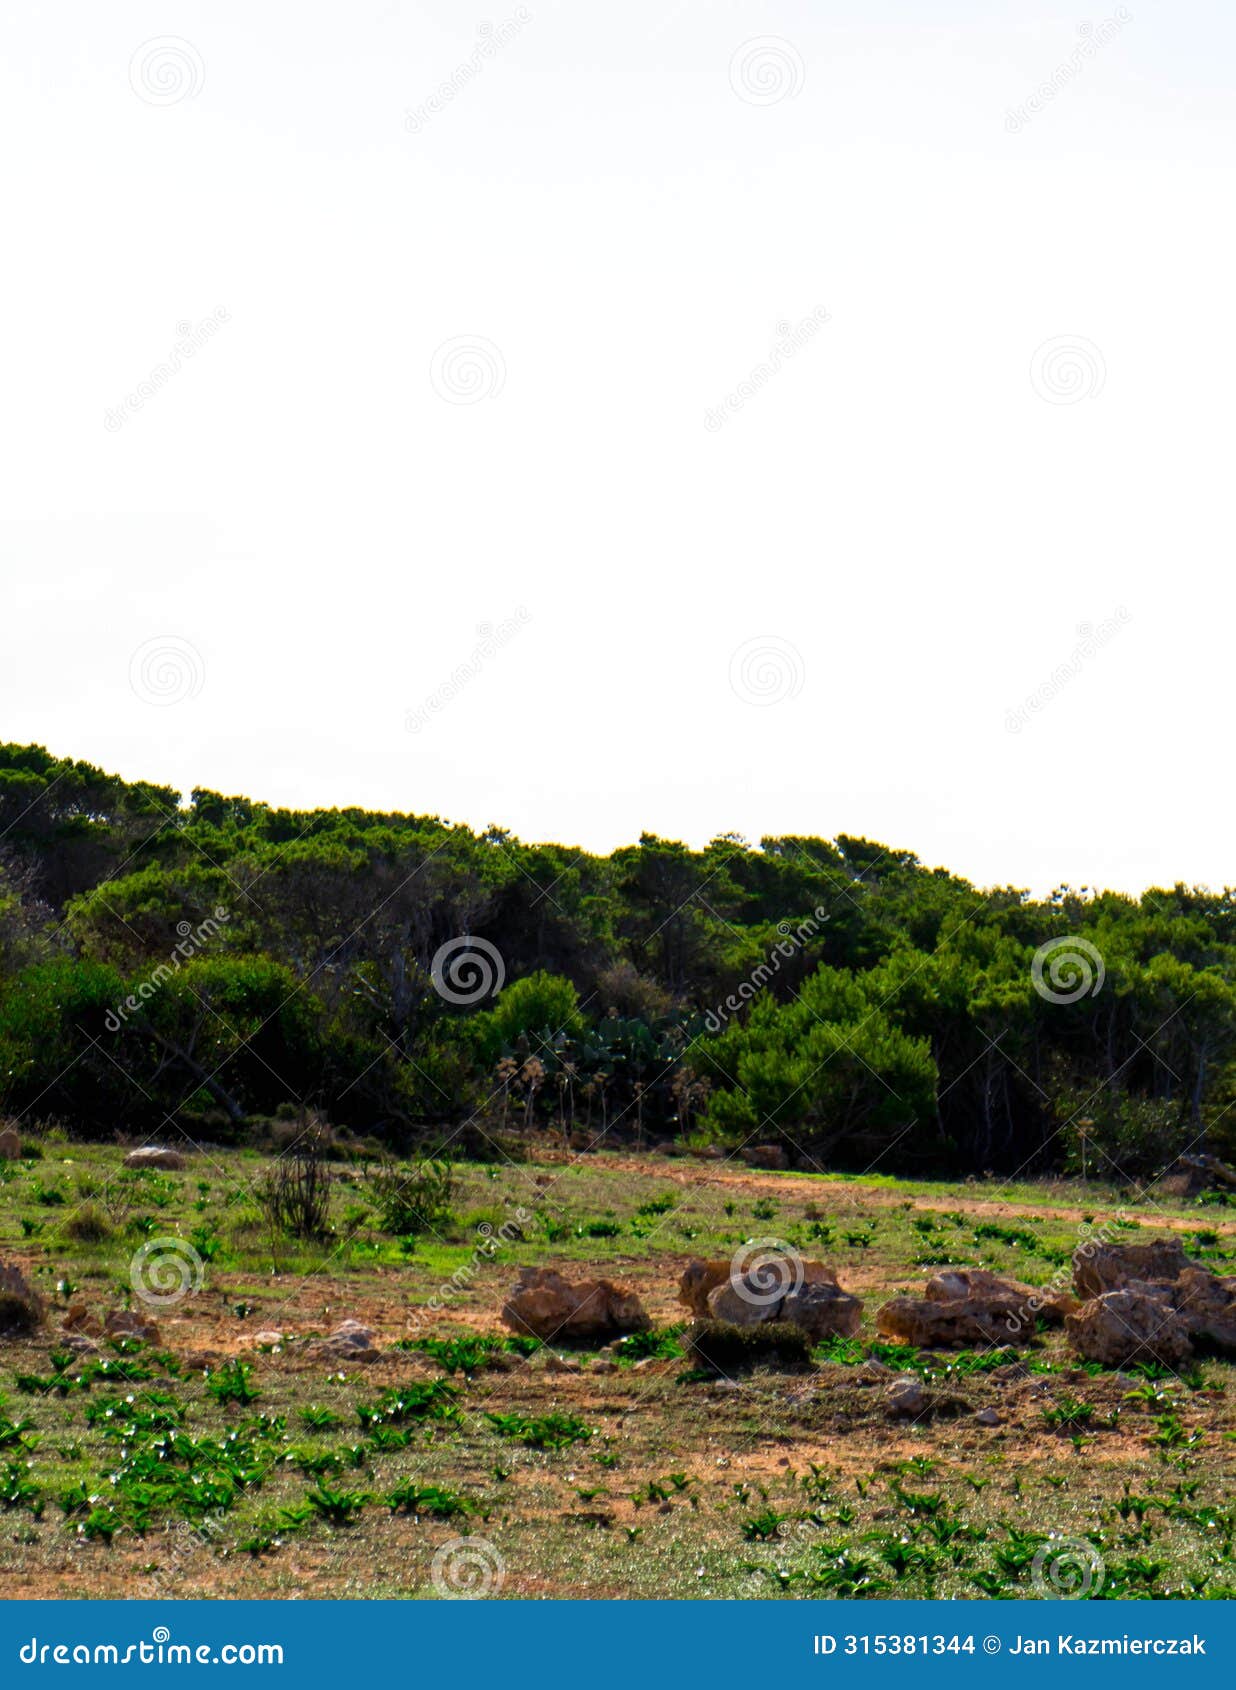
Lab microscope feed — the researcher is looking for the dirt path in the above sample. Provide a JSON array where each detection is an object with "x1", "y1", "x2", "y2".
[{"x1": 588, "y1": 1152, "x2": 1236, "y2": 1236}]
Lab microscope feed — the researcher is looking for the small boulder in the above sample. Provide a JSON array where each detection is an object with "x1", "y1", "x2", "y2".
[
  {"x1": 0, "y1": 1125, "x2": 21, "y2": 1159},
  {"x1": 741, "y1": 1144, "x2": 789, "y2": 1171},
  {"x1": 502, "y1": 1267, "x2": 649, "y2": 1342},
  {"x1": 124, "y1": 1146, "x2": 187, "y2": 1172},
  {"x1": 313, "y1": 1318, "x2": 379, "y2": 1362},
  {"x1": 62, "y1": 1302, "x2": 104, "y2": 1338},
  {"x1": 1065, "y1": 1286, "x2": 1191, "y2": 1369},
  {"x1": 705, "y1": 1278, "x2": 774, "y2": 1327},
  {"x1": 885, "y1": 1375, "x2": 927, "y2": 1417},
  {"x1": 105, "y1": 1308, "x2": 160, "y2": 1345},
  {"x1": 60, "y1": 1333, "x2": 100, "y2": 1356},
  {"x1": 974, "y1": 1406, "x2": 1001, "y2": 1427}
]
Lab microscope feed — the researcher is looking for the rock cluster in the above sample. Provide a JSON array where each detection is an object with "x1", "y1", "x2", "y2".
[
  {"x1": 501, "y1": 1267, "x2": 650, "y2": 1342},
  {"x1": 677, "y1": 1257, "x2": 862, "y2": 1340},
  {"x1": 877, "y1": 1267, "x2": 1073, "y2": 1349},
  {"x1": 105, "y1": 1308, "x2": 161, "y2": 1345},
  {"x1": 1064, "y1": 1239, "x2": 1236, "y2": 1367}
]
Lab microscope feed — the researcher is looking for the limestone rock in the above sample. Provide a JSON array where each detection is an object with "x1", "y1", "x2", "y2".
[
  {"x1": 925, "y1": 1267, "x2": 1074, "y2": 1325},
  {"x1": 1172, "y1": 1265, "x2": 1236, "y2": 1355},
  {"x1": 313, "y1": 1318, "x2": 379, "y2": 1362},
  {"x1": 877, "y1": 1294, "x2": 1023, "y2": 1349},
  {"x1": 778, "y1": 1280, "x2": 863, "y2": 1340},
  {"x1": 60, "y1": 1333, "x2": 100, "y2": 1355},
  {"x1": 705, "y1": 1278, "x2": 777, "y2": 1327},
  {"x1": 124, "y1": 1146, "x2": 187, "y2": 1172},
  {"x1": 1065, "y1": 1237, "x2": 1236, "y2": 1360},
  {"x1": 1072, "y1": 1239, "x2": 1190, "y2": 1299},
  {"x1": 1064, "y1": 1286, "x2": 1191, "y2": 1368},
  {"x1": 501, "y1": 1267, "x2": 649, "y2": 1342},
  {"x1": 678, "y1": 1259, "x2": 737, "y2": 1319},
  {"x1": 879, "y1": 1263, "x2": 1076, "y2": 1349}
]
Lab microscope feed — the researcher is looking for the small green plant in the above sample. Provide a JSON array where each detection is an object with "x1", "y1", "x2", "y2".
[
  {"x1": 612, "y1": 1325, "x2": 684, "y2": 1364},
  {"x1": 204, "y1": 1359, "x2": 260, "y2": 1407},
  {"x1": 485, "y1": 1411, "x2": 593, "y2": 1450},
  {"x1": 579, "y1": 1218, "x2": 621, "y2": 1238},
  {"x1": 188, "y1": 1224, "x2": 224, "y2": 1262},
  {"x1": 1041, "y1": 1396, "x2": 1094, "y2": 1431},
  {"x1": 386, "y1": 1481, "x2": 477, "y2": 1519},
  {"x1": 305, "y1": 1483, "x2": 369, "y2": 1526},
  {"x1": 300, "y1": 1406, "x2": 344, "y2": 1430},
  {"x1": 741, "y1": 1508, "x2": 784, "y2": 1541},
  {"x1": 0, "y1": 1460, "x2": 43, "y2": 1517},
  {"x1": 408, "y1": 1335, "x2": 500, "y2": 1376},
  {"x1": 355, "y1": 1381, "x2": 459, "y2": 1429}
]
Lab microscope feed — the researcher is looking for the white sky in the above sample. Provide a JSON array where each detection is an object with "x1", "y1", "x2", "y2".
[{"x1": 2, "y1": 2, "x2": 1233, "y2": 896}]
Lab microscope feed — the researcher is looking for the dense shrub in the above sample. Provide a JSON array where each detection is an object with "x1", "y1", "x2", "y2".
[{"x1": 364, "y1": 1157, "x2": 455, "y2": 1238}]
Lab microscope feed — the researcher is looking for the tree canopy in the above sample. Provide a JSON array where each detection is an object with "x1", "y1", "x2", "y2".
[{"x1": 2, "y1": 740, "x2": 1234, "y2": 1180}]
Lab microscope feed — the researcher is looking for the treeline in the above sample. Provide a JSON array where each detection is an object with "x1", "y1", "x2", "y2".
[{"x1": 2, "y1": 741, "x2": 1235, "y2": 1178}]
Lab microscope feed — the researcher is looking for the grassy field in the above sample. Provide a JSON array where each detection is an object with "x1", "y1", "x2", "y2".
[{"x1": 1, "y1": 1135, "x2": 1235, "y2": 1600}]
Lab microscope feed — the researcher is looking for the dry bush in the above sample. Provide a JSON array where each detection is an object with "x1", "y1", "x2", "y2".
[
  {"x1": 683, "y1": 1318, "x2": 812, "y2": 1373},
  {"x1": 64, "y1": 1203, "x2": 113, "y2": 1244},
  {"x1": 256, "y1": 1123, "x2": 333, "y2": 1239},
  {"x1": 0, "y1": 1264, "x2": 42, "y2": 1336}
]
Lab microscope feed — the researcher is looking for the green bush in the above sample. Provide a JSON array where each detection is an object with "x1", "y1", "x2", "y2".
[{"x1": 365, "y1": 1156, "x2": 454, "y2": 1238}]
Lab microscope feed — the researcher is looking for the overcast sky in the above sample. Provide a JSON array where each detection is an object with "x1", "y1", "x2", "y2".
[{"x1": 2, "y1": 2, "x2": 1233, "y2": 895}]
